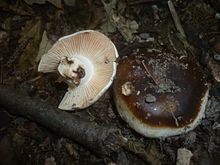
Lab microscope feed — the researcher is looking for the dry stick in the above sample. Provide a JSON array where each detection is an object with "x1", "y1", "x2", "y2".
[
  {"x1": 0, "y1": 85, "x2": 162, "y2": 165},
  {"x1": 141, "y1": 60, "x2": 158, "y2": 85},
  {"x1": 168, "y1": 0, "x2": 194, "y2": 54},
  {"x1": 168, "y1": 0, "x2": 186, "y2": 39},
  {"x1": 0, "y1": 85, "x2": 125, "y2": 157}
]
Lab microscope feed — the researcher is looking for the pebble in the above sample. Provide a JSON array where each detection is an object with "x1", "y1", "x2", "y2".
[
  {"x1": 139, "y1": 33, "x2": 150, "y2": 39},
  {"x1": 215, "y1": 13, "x2": 220, "y2": 19},
  {"x1": 145, "y1": 94, "x2": 156, "y2": 103},
  {"x1": 176, "y1": 148, "x2": 193, "y2": 165},
  {"x1": 213, "y1": 53, "x2": 220, "y2": 61}
]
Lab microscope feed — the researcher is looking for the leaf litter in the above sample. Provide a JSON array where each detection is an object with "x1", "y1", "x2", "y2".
[{"x1": 1, "y1": 0, "x2": 220, "y2": 165}]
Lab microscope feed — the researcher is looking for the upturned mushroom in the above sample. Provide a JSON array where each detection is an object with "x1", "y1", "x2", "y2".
[
  {"x1": 114, "y1": 52, "x2": 209, "y2": 138},
  {"x1": 38, "y1": 30, "x2": 118, "y2": 110}
]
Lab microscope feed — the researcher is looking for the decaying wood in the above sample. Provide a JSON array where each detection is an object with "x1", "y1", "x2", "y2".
[{"x1": 0, "y1": 85, "x2": 162, "y2": 165}]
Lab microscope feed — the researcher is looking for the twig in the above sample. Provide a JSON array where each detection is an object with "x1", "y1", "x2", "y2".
[
  {"x1": 168, "y1": 0, "x2": 186, "y2": 39},
  {"x1": 168, "y1": 32, "x2": 177, "y2": 51},
  {"x1": 27, "y1": 75, "x2": 42, "y2": 83},
  {"x1": 141, "y1": 60, "x2": 158, "y2": 85},
  {"x1": 0, "y1": 85, "x2": 125, "y2": 157},
  {"x1": 167, "y1": 0, "x2": 195, "y2": 55},
  {"x1": 86, "y1": 109, "x2": 95, "y2": 121},
  {"x1": 170, "y1": 111, "x2": 179, "y2": 127}
]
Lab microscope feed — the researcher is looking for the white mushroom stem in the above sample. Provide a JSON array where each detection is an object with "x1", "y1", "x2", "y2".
[
  {"x1": 58, "y1": 56, "x2": 84, "y2": 87},
  {"x1": 58, "y1": 56, "x2": 93, "y2": 88}
]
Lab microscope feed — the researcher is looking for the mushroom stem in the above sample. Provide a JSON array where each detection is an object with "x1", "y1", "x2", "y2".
[{"x1": 58, "y1": 56, "x2": 85, "y2": 88}]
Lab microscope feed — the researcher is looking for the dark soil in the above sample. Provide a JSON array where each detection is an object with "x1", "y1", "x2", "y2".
[{"x1": 0, "y1": 0, "x2": 220, "y2": 164}]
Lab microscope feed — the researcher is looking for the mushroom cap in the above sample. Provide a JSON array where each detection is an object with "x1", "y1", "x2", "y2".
[
  {"x1": 38, "y1": 30, "x2": 118, "y2": 110},
  {"x1": 114, "y1": 52, "x2": 209, "y2": 138}
]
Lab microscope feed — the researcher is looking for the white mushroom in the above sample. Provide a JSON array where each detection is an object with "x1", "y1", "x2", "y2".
[{"x1": 38, "y1": 30, "x2": 118, "y2": 110}]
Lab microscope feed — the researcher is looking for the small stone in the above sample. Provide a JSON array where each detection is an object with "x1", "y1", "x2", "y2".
[
  {"x1": 213, "y1": 53, "x2": 220, "y2": 61},
  {"x1": 45, "y1": 156, "x2": 56, "y2": 165},
  {"x1": 139, "y1": 33, "x2": 150, "y2": 39},
  {"x1": 146, "y1": 37, "x2": 155, "y2": 42},
  {"x1": 176, "y1": 148, "x2": 193, "y2": 165},
  {"x1": 215, "y1": 13, "x2": 220, "y2": 19},
  {"x1": 129, "y1": 20, "x2": 139, "y2": 31},
  {"x1": 145, "y1": 94, "x2": 156, "y2": 103}
]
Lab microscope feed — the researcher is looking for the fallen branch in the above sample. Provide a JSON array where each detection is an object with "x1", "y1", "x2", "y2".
[
  {"x1": 0, "y1": 85, "x2": 125, "y2": 157},
  {"x1": 0, "y1": 85, "x2": 162, "y2": 165},
  {"x1": 168, "y1": 0, "x2": 194, "y2": 54},
  {"x1": 168, "y1": 0, "x2": 186, "y2": 38}
]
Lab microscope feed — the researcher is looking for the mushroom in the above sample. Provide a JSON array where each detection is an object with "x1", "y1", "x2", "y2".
[
  {"x1": 38, "y1": 30, "x2": 118, "y2": 110},
  {"x1": 113, "y1": 52, "x2": 209, "y2": 138}
]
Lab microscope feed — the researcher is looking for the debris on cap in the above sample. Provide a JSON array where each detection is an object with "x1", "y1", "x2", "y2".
[{"x1": 121, "y1": 82, "x2": 134, "y2": 96}]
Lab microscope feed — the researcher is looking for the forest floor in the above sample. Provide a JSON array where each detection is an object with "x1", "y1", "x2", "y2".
[{"x1": 0, "y1": 0, "x2": 220, "y2": 165}]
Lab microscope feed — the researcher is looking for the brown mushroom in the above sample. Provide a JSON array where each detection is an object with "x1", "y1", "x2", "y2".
[
  {"x1": 113, "y1": 52, "x2": 209, "y2": 138},
  {"x1": 38, "y1": 30, "x2": 118, "y2": 110}
]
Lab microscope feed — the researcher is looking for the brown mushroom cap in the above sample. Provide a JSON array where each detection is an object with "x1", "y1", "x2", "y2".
[{"x1": 114, "y1": 52, "x2": 209, "y2": 138}]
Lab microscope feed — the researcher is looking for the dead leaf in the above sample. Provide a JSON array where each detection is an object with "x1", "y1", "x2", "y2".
[
  {"x1": 101, "y1": 0, "x2": 117, "y2": 34},
  {"x1": 36, "y1": 31, "x2": 52, "y2": 62},
  {"x1": 101, "y1": 0, "x2": 138, "y2": 42},
  {"x1": 87, "y1": 7, "x2": 105, "y2": 29},
  {"x1": 19, "y1": 18, "x2": 41, "y2": 43},
  {"x1": 18, "y1": 18, "x2": 42, "y2": 72}
]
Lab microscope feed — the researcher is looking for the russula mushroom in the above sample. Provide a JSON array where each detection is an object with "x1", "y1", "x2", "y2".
[
  {"x1": 38, "y1": 30, "x2": 118, "y2": 110},
  {"x1": 114, "y1": 52, "x2": 209, "y2": 138}
]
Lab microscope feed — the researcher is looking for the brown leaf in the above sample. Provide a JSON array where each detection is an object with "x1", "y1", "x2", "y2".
[
  {"x1": 18, "y1": 18, "x2": 42, "y2": 73},
  {"x1": 36, "y1": 30, "x2": 52, "y2": 62}
]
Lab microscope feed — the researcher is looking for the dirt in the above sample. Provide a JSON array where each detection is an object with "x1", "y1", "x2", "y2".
[{"x1": 0, "y1": 0, "x2": 220, "y2": 165}]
